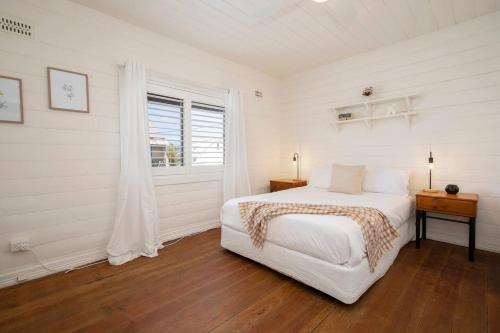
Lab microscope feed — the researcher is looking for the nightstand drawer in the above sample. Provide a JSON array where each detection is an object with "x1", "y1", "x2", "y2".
[
  {"x1": 417, "y1": 196, "x2": 476, "y2": 217},
  {"x1": 270, "y1": 180, "x2": 307, "y2": 192},
  {"x1": 270, "y1": 182, "x2": 290, "y2": 192}
]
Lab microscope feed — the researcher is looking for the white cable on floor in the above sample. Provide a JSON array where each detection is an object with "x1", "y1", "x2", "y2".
[
  {"x1": 28, "y1": 248, "x2": 107, "y2": 274},
  {"x1": 162, "y1": 236, "x2": 185, "y2": 247},
  {"x1": 64, "y1": 260, "x2": 108, "y2": 273},
  {"x1": 26, "y1": 230, "x2": 206, "y2": 278}
]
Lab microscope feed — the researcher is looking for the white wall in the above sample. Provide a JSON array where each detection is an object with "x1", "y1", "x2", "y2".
[
  {"x1": 279, "y1": 12, "x2": 500, "y2": 253},
  {"x1": 0, "y1": 0, "x2": 281, "y2": 286},
  {"x1": 1, "y1": 0, "x2": 499, "y2": 288}
]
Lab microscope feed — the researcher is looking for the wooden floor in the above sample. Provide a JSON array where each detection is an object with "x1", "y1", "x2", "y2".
[{"x1": 0, "y1": 229, "x2": 499, "y2": 333}]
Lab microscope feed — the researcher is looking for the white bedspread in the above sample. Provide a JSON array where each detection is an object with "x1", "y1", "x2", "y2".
[{"x1": 221, "y1": 186, "x2": 413, "y2": 267}]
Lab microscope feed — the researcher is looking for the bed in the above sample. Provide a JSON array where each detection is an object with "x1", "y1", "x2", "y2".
[{"x1": 220, "y1": 185, "x2": 414, "y2": 304}]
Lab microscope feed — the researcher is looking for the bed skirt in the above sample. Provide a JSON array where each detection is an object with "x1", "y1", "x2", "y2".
[{"x1": 220, "y1": 220, "x2": 414, "y2": 304}]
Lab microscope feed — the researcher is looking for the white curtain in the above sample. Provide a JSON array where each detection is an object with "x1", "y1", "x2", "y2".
[
  {"x1": 107, "y1": 61, "x2": 162, "y2": 265},
  {"x1": 223, "y1": 89, "x2": 251, "y2": 202}
]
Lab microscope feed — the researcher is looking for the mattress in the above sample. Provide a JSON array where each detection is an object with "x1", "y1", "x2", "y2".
[{"x1": 221, "y1": 186, "x2": 413, "y2": 267}]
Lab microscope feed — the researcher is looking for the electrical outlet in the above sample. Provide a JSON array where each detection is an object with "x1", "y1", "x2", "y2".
[
  {"x1": 10, "y1": 237, "x2": 31, "y2": 252},
  {"x1": 16, "y1": 274, "x2": 28, "y2": 282}
]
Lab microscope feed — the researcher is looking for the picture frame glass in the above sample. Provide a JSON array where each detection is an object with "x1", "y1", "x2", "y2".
[
  {"x1": 0, "y1": 77, "x2": 23, "y2": 123},
  {"x1": 49, "y1": 68, "x2": 88, "y2": 112}
]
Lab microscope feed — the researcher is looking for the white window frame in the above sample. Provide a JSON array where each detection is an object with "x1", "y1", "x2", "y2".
[{"x1": 147, "y1": 79, "x2": 225, "y2": 178}]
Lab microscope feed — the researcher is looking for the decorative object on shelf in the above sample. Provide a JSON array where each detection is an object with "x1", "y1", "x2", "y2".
[
  {"x1": 362, "y1": 86, "x2": 373, "y2": 97},
  {"x1": 422, "y1": 150, "x2": 438, "y2": 193},
  {"x1": 48, "y1": 67, "x2": 89, "y2": 113},
  {"x1": 292, "y1": 153, "x2": 300, "y2": 180},
  {"x1": 0, "y1": 75, "x2": 23, "y2": 124},
  {"x1": 338, "y1": 112, "x2": 352, "y2": 121},
  {"x1": 445, "y1": 184, "x2": 460, "y2": 195}
]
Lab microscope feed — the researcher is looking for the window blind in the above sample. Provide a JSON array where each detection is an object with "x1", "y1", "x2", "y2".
[
  {"x1": 147, "y1": 93, "x2": 184, "y2": 167},
  {"x1": 191, "y1": 102, "x2": 224, "y2": 166}
]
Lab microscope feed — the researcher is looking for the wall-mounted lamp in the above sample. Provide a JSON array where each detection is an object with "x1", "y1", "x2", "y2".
[{"x1": 292, "y1": 153, "x2": 300, "y2": 180}]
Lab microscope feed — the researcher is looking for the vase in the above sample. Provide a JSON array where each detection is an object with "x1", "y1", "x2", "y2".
[{"x1": 445, "y1": 184, "x2": 459, "y2": 195}]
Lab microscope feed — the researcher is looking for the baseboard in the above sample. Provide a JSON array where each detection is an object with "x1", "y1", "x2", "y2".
[
  {"x1": 0, "y1": 247, "x2": 107, "y2": 289},
  {"x1": 0, "y1": 220, "x2": 220, "y2": 289},
  {"x1": 159, "y1": 220, "x2": 220, "y2": 243},
  {"x1": 426, "y1": 232, "x2": 500, "y2": 254}
]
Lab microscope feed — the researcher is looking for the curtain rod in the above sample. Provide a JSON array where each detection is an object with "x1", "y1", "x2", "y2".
[{"x1": 117, "y1": 63, "x2": 230, "y2": 97}]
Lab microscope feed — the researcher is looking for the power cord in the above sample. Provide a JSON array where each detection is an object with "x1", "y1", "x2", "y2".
[
  {"x1": 29, "y1": 248, "x2": 107, "y2": 274},
  {"x1": 27, "y1": 230, "x2": 204, "y2": 275}
]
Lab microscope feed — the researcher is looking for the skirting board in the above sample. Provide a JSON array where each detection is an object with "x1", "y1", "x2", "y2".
[
  {"x1": 426, "y1": 232, "x2": 500, "y2": 254},
  {"x1": 0, "y1": 220, "x2": 220, "y2": 289}
]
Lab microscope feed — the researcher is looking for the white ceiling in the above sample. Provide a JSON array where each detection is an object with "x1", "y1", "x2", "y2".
[{"x1": 72, "y1": 0, "x2": 499, "y2": 77}]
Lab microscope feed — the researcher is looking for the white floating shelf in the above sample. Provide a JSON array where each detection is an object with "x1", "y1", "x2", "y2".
[
  {"x1": 330, "y1": 95, "x2": 417, "y2": 131},
  {"x1": 331, "y1": 111, "x2": 417, "y2": 126},
  {"x1": 334, "y1": 94, "x2": 417, "y2": 110}
]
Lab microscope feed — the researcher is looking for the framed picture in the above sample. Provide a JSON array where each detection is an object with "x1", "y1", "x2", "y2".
[
  {"x1": 0, "y1": 75, "x2": 24, "y2": 124},
  {"x1": 48, "y1": 67, "x2": 89, "y2": 113}
]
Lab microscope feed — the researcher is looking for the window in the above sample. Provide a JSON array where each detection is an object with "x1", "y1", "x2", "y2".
[
  {"x1": 147, "y1": 81, "x2": 225, "y2": 174},
  {"x1": 147, "y1": 94, "x2": 184, "y2": 167},
  {"x1": 191, "y1": 102, "x2": 224, "y2": 166}
]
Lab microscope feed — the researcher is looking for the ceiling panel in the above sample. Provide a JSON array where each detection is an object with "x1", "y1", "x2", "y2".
[{"x1": 72, "y1": 0, "x2": 499, "y2": 77}]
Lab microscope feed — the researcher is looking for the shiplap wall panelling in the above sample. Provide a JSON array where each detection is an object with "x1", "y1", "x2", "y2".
[
  {"x1": 452, "y1": 0, "x2": 477, "y2": 23},
  {"x1": 282, "y1": 14, "x2": 500, "y2": 101},
  {"x1": 0, "y1": 0, "x2": 281, "y2": 286},
  {"x1": 475, "y1": 0, "x2": 497, "y2": 16},
  {"x1": 429, "y1": 0, "x2": 455, "y2": 28},
  {"x1": 279, "y1": 11, "x2": 500, "y2": 253}
]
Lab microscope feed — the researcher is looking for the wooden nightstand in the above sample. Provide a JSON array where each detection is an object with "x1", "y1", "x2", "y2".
[
  {"x1": 270, "y1": 179, "x2": 307, "y2": 192},
  {"x1": 415, "y1": 190, "x2": 478, "y2": 261}
]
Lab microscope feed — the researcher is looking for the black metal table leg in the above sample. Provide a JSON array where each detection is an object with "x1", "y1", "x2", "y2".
[
  {"x1": 416, "y1": 210, "x2": 421, "y2": 249},
  {"x1": 422, "y1": 211, "x2": 427, "y2": 240},
  {"x1": 469, "y1": 217, "x2": 476, "y2": 261}
]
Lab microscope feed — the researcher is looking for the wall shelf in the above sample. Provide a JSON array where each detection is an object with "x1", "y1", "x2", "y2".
[{"x1": 330, "y1": 95, "x2": 417, "y2": 131}]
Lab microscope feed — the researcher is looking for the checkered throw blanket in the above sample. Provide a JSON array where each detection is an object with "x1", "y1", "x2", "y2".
[{"x1": 238, "y1": 201, "x2": 399, "y2": 272}]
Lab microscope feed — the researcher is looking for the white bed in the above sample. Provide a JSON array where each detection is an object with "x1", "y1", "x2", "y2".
[{"x1": 220, "y1": 186, "x2": 414, "y2": 304}]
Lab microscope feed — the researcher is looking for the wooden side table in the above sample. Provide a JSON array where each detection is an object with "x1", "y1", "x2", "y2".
[
  {"x1": 415, "y1": 190, "x2": 478, "y2": 261},
  {"x1": 270, "y1": 179, "x2": 307, "y2": 192}
]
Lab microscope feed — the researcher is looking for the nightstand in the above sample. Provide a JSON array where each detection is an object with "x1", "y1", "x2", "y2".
[
  {"x1": 270, "y1": 179, "x2": 307, "y2": 192},
  {"x1": 415, "y1": 190, "x2": 478, "y2": 261}
]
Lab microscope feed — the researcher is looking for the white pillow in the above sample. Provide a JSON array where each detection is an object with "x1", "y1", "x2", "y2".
[
  {"x1": 308, "y1": 166, "x2": 331, "y2": 188},
  {"x1": 363, "y1": 168, "x2": 410, "y2": 196}
]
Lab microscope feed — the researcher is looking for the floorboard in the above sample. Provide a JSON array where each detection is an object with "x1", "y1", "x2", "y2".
[{"x1": 0, "y1": 228, "x2": 498, "y2": 333}]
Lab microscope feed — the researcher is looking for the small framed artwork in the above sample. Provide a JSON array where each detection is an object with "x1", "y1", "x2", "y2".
[
  {"x1": 0, "y1": 75, "x2": 24, "y2": 124},
  {"x1": 48, "y1": 67, "x2": 89, "y2": 113}
]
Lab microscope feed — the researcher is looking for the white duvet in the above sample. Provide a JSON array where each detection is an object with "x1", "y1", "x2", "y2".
[{"x1": 221, "y1": 186, "x2": 413, "y2": 267}]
